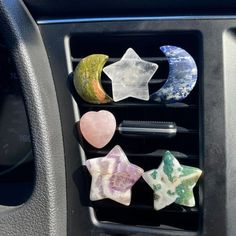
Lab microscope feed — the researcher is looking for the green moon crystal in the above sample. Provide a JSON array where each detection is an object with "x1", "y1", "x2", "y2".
[
  {"x1": 73, "y1": 54, "x2": 113, "y2": 104},
  {"x1": 142, "y1": 151, "x2": 202, "y2": 210}
]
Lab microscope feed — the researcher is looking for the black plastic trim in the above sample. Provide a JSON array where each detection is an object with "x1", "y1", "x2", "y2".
[
  {"x1": 23, "y1": 0, "x2": 236, "y2": 20},
  {"x1": 37, "y1": 15, "x2": 236, "y2": 25}
]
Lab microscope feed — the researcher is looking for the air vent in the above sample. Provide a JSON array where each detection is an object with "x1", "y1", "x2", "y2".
[{"x1": 70, "y1": 32, "x2": 201, "y2": 231}]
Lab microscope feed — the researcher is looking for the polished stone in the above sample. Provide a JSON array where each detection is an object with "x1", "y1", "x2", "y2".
[
  {"x1": 86, "y1": 145, "x2": 144, "y2": 205},
  {"x1": 79, "y1": 110, "x2": 116, "y2": 148},
  {"x1": 73, "y1": 54, "x2": 112, "y2": 104},
  {"x1": 142, "y1": 151, "x2": 202, "y2": 210},
  {"x1": 150, "y1": 46, "x2": 197, "y2": 103},
  {"x1": 103, "y1": 48, "x2": 158, "y2": 102}
]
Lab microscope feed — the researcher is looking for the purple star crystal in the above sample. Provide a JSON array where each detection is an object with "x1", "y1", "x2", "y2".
[{"x1": 86, "y1": 145, "x2": 144, "y2": 205}]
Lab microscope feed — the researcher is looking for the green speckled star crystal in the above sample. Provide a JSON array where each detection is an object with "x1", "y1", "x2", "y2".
[{"x1": 142, "y1": 151, "x2": 202, "y2": 210}]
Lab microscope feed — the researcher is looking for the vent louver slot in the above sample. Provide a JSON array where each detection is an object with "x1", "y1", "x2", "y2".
[{"x1": 70, "y1": 32, "x2": 201, "y2": 231}]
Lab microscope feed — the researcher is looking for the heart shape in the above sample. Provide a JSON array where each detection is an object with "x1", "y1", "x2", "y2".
[{"x1": 79, "y1": 110, "x2": 116, "y2": 148}]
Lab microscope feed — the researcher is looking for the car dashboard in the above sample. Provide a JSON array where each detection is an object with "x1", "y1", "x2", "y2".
[{"x1": 0, "y1": 0, "x2": 236, "y2": 235}]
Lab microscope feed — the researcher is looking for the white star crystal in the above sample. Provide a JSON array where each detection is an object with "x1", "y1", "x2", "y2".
[{"x1": 103, "y1": 48, "x2": 158, "y2": 102}]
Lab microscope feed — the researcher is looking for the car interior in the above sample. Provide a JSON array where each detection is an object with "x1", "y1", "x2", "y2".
[{"x1": 0, "y1": 0, "x2": 236, "y2": 235}]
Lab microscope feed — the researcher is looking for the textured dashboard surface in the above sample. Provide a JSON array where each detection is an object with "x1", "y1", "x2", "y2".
[
  {"x1": 24, "y1": 0, "x2": 236, "y2": 19},
  {"x1": 0, "y1": 0, "x2": 66, "y2": 235}
]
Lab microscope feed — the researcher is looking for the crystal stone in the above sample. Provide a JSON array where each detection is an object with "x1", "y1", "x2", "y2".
[
  {"x1": 142, "y1": 151, "x2": 202, "y2": 210},
  {"x1": 86, "y1": 145, "x2": 144, "y2": 205},
  {"x1": 79, "y1": 110, "x2": 116, "y2": 149},
  {"x1": 103, "y1": 48, "x2": 158, "y2": 102}
]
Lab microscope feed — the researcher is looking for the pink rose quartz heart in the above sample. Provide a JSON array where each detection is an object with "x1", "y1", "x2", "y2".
[{"x1": 79, "y1": 110, "x2": 116, "y2": 148}]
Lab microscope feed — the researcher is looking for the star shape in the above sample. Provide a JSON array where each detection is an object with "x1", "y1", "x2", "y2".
[
  {"x1": 86, "y1": 145, "x2": 144, "y2": 206},
  {"x1": 142, "y1": 151, "x2": 202, "y2": 210},
  {"x1": 103, "y1": 48, "x2": 158, "y2": 102}
]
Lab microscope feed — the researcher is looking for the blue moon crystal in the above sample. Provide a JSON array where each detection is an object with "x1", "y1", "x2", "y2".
[{"x1": 150, "y1": 46, "x2": 198, "y2": 103}]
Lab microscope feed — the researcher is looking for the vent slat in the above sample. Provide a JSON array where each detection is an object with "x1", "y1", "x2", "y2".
[
  {"x1": 71, "y1": 56, "x2": 168, "y2": 63},
  {"x1": 78, "y1": 101, "x2": 198, "y2": 109},
  {"x1": 177, "y1": 127, "x2": 198, "y2": 134},
  {"x1": 92, "y1": 204, "x2": 198, "y2": 213},
  {"x1": 102, "y1": 78, "x2": 166, "y2": 85},
  {"x1": 82, "y1": 135, "x2": 199, "y2": 162}
]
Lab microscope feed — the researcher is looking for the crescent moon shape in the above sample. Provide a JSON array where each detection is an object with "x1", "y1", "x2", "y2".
[
  {"x1": 150, "y1": 46, "x2": 198, "y2": 103},
  {"x1": 73, "y1": 54, "x2": 113, "y2": 104}
]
